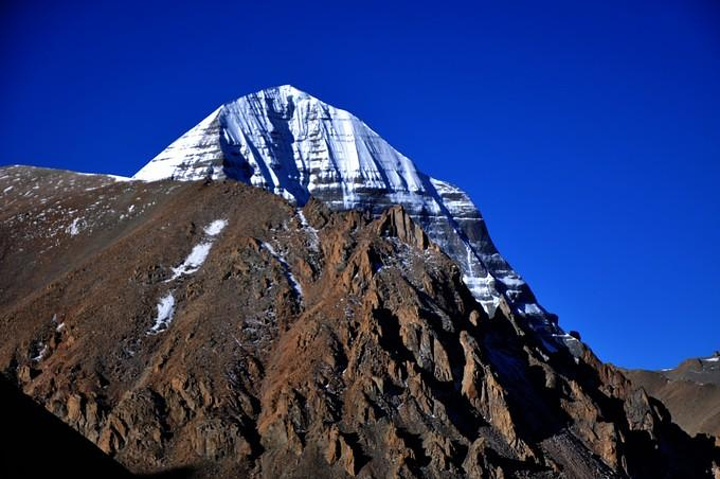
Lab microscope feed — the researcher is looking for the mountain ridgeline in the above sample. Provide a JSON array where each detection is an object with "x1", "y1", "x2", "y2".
[
  {"x1": 0, "y1": 86, "x2": 718, "y2": 478},
  {"x1": 624, "y1": 354, "x2": 720, "y2": 439}
]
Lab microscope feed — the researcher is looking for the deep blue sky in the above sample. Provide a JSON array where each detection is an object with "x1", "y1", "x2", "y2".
[{"x1": 2, "y1": 0, "x2": 718, "y2": 369}]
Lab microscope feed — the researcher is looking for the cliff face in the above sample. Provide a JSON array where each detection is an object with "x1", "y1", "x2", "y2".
[{"x1": 1, "y1": 166, "x2": 718, "y2": 478}]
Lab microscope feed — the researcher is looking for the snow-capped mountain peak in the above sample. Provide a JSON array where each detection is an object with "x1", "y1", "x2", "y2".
[
  {"x1": 136, "y1": 85, "x2": 425, "y2": 205},
  {"x1": 134, "y1": 85, "x2": 572, "y2": 350}
]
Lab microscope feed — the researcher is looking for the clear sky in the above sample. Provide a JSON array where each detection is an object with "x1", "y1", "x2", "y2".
[{"x1": 2, "y1": 0, "x2": 718, "y2": 369}]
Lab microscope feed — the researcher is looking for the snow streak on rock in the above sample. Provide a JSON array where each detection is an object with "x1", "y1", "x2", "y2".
[
  {"x1": 150, "y1": 219, "x2": 228, "y2": 335},
  {"x1": 297, "y1": 210, "x2": 319, "y2": 252},
  {"x1": 261, "y1": 241, "x2": 303, "y2": 299},
  {"x1": 203, "y1": 219, "x2": 228, "y2": 236},
  {"x1": 67, "y1": 217, "x2": 85, "y2": 236},
  {"x1": 148, "y1": 292, "x2": 176, "y2": 335},
  {"x1": 169, "y1": 244, "x2": 212, "y2": 280},
  {"x1": 168, "y1": 219, "x2": 228, "y2": 281}
]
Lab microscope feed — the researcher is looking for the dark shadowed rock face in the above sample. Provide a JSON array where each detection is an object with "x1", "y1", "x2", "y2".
[
  {"x1": 0, "y1": 375, "x2": 133, "y2": 479},
  {"x1": 1, "y1": 166, "x2": 719, "y2": 478},
  {"x1": 624, "y1": 354, "x2": 720, "y2": 439}
]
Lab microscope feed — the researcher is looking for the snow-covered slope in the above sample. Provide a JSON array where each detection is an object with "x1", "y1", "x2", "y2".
[{"x1": 134, "y1": 85, "x2": 572, "y2": 348}]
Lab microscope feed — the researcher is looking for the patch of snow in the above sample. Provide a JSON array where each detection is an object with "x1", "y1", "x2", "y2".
[
  {"x1": 167, "y1": 219, "x2": 228, "y2": 281},
  {"x1": 169, "y1": 242, "x2": 213, "y2": 280},
  {"x1": 147, "y1": 292, "x2": 176, "y2": 334},
  {"x1": 552, "y1": 333, "x2": 578, "y2": 342},
  {"x1": 107, "y1": 174, "x2": 133, "y2": 182},
  {"x1": 67, "y1": 217, "x2": 84, "y2": 236},
  {"x1": 50, "y1": 314, "x2": 65, "y2": 332},
  {"x1": 75, "y1": 171, "x2": 133, "y2": 182},
  {"x1": 702, "y1": 357, "x2": 720, "y2": 363},
  {"x1": 2, "y1": 186, "x2": 13, "y2": 194},
  {"x1": 204, "y1": 219, "x2": 228, "y2": 236},
  {"x1": 520, "y1": 303, "x2": 544, "y2": 316},
  {"x1": 499, "y1": 275, "x2": 525, "y2": 288}
]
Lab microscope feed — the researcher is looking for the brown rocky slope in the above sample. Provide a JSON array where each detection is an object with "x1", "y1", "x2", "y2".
[{"x1": 1, "y1": 165, "x2": 719, "y2": 478}]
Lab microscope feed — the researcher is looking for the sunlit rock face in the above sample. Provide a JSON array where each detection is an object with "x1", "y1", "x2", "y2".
[{"x1": 134, "y1": 85, "x2": 567, "y2": 344}]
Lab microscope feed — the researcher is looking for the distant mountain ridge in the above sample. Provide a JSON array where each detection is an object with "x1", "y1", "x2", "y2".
[
  {"x1": 624, "y1": 353, "x2": 720, "y2": 438},
  {"x1": 134, "y1": 85, "x2": 575, "y2": 352}
]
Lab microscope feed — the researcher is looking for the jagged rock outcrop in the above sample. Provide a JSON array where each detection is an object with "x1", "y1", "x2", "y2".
[{"x1": 1, "y1": 166, "x2": 718, "y2": 477}]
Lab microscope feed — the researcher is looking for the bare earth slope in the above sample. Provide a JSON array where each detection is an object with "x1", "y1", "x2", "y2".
[
  {"x1": 1, "y1": 166, "x2": 719, "y2": 478},
  {"x1": 624, "y1": 356, "x2": 720, "y2": 438}
]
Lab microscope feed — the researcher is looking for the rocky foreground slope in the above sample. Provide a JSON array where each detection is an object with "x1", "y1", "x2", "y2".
[
  {"x1": 624, "y1": 354, "x2": 720, "y2": 439},
  {"x1": 1, "y1": 166, "x2": 719, "y2": 478}
]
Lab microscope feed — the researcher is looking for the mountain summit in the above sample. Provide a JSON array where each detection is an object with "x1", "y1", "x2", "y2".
[{"x1": 134, "y1": 85, "x2": 572, "y2": 350}]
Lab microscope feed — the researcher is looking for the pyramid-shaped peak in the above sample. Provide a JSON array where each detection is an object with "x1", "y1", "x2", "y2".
[
  {"x1": 233, "y1": 84, "x2": 319, "y2": 104},
  {"x1": 222, "y1": 84, "x2": 341, "y2": 118},
  {"x1": 132, "y1": 85, "x2": 564, "y2": 349},
  {"x1": 269, "y1": 84, "x2": 307, "y2": 95},
  {"x1": 260, "y1": 84, "x2": 305, "y2": 94}
]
